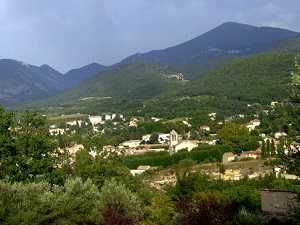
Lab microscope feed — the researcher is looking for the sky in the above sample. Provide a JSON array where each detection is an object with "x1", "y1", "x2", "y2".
[{"x1": 0, "y1": 0, "x2": 300, "y2": 73}]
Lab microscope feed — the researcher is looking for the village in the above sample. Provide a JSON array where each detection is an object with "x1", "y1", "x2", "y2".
[{"x1": 46, "y1": 100, "x2": 299, "y2": 183}]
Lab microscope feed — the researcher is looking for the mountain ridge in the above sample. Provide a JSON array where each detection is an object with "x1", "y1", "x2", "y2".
[
  {"x1": 0, "y1": 21, "x2": 299, "y2": 106},
  {"x1": 120, "y1": 22, "x2": 298, "y2": 65}
]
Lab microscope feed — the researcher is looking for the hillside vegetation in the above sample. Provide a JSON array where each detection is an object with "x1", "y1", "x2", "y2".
[
  {"x1": 29, "y1": 61, "x2": 185, "y2": 107},
  {"x1": 21, "y1": 53, "x2": 298, "y2": 119},
  {"x1": 169, "y1": 53, "x2": 295, "y2": 104}
]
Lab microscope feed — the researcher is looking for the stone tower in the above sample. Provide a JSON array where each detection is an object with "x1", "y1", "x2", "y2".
[{"x1": 169, "y1": 130, "x2": 178, "y2": 155}]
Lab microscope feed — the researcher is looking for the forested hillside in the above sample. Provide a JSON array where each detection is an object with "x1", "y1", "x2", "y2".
[
  {"x1": 169, "y1": 53, "x2": 295, "y2": 104},
  {"x1": 24, "y1": 61, "x2": 185, "y2": 107}
]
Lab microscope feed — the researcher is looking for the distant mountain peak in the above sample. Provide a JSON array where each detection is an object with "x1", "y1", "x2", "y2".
[{"x1": 120, "y1": 22, "x2": 298, "y2": 66}]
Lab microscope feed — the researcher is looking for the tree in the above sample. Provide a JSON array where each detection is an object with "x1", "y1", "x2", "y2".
[
  {"x1": 290, "y1": 56, "x2": 300, "y2": 105},
  {"x1": 99, "y1": 178, "x2": 143, "y2": 225},
  {"x1": 217, "y1": 123, "x2": 250, "y2": 154},
  {"x1": 148, "y1": 132, "x2": 159, "y2": 144},
  {"x1": 0, "y1": 108, "x2": 62, "y2": 182},
  {"x1": 278, "y1": 56, "x2": 300, "y2": 176},
  {"x1": 266, "y1": 139, "x2": 271, "y2": 157},
  {"x1": 0, "y1": 106, "x2": 17, "y2": 180},
  {"x1": 261, "y1": 140, "x2": 267, "y2": 158}
]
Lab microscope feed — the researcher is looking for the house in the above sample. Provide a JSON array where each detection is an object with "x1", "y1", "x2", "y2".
[
  {"x1": 88, "y1": 116, "x2": 102, "y2": 125},
  {"x1": 49, "y1": 128, "x2": 66, "y2": 135},
  {"x1": 142, "y1": 133, "x2": 170, "y2": 144},
  {"x1": 66, "y1": 120, "x2": 82, "y2": 126},
  {"x1": 290, "y1": 141, "x2": 300, "y2": 153},
  {"x1": 182, "y1": 120, "x2": 192, "y2": 127},
  {"x1": 200, "y1": 125, "x2": 210, "y2": 131},
  {"x1": 169, "y1": 130, "x2": 198, "y2": 154},
  {"x1": 245, "y1": 119, "x2": 260, "y2": 131},
  {"x1": 102, "y1": 145, "x2": 116, "y2": 152},
  {"x1": 121, "y1": 140, "x2": 142, "y2": 148},
  {"x1": 208, "y1": 112, "x2": 217, "y2": 120},
  {"x1": 270, "y1": 101, "x2": 278, "y2": 107},
  {"x1": 240, "y1": 149, "x2": 261, "y2": 159},
  {"x1": 130, "y1": 165, "x2": 150, "y2": 176},
  {"x1": 111, "y1": 113, "x2": 117, "y2": 120},
  {"x1": 222, "y1": 152, "x2": 236, "y2": 163},
  {"x1": 251, "y1": 119, "x2": 260, "y2": 127},
  {"x1": 274, "y1": 131, "x2": 287, "y2": 139},
  {"x1": 105, "y1": 114, "x2": 112, "y2": 120}
]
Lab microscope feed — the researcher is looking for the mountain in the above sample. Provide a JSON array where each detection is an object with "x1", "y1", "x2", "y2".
[
  {"x1": 0, "y1": 59, "x2": 64, "y2": 105},
  {"x1": 24, "y1": 61, "x2": 186, "y2": 106},
  {"x1": 1, "y1": 22, "x2": 299, "y2": 107},
  {"x1": 63, "y1": 63, "x2": 107, "y2": 88},
  {"x1": 120, "y1": 22, "x2": 298, "y2": 66},
  {"x1": 0, "y1": 60, "x2": 108, "y2": 106}
]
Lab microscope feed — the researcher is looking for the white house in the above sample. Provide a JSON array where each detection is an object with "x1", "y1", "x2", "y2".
[
  {"x1": 89, "y1": 116, "x2": 102, "y2": 125},
  {"x1": 246, "y1": 119, "x2": 260, "y2": 131},
  {"x1": 105, "y1": 114, "x2": 112, "y2": 120},
  {"x1": 274, "y1": 132, "x2": 287, "y2": 139},
  {"x1": 130, "y1": 165, "x2": 151, "y2": 176},
  {"x1": 49, "y1": 128, "x2": 66, "y2": 135},
  {"x1": 121, "y1": 140, "x2": 142, "y2": 148},
  {"x1": 200, "y1": 125, "x2": 210, "y2": 131},
  {"x1": 66, "y1": 120, "x2": 82, "y2": 126}
]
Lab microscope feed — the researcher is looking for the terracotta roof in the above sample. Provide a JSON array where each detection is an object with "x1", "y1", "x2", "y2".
[
  {"x1": 224, "y1": 152, "x2": 235, "y2": 157},
  {"x1": 137, "y1": 165, "x2": 150, "y2": 170}
]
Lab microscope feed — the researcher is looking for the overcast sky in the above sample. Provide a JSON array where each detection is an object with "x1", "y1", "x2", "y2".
[{"x1": 0, "y1": 0, "x2": 300, "y2": 73}]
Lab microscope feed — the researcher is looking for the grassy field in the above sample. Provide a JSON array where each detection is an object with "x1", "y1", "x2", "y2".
[{"x1": 47, "y1": 113, "x2": 88, "y2": 124}]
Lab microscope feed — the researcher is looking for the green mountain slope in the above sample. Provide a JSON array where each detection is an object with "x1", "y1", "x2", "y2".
[
  {"x1": 20, "y1": 53, "x2": 297, "y2": 119},
  {"x1": 170, "y1": 53, "x2": 295, "y2": 105},
  {"x1": 269, "y1": 34, "x2": 300, "y2": 53},
  {"x1": 27, "y1": 61, "x2": 185, "y2": 106}
]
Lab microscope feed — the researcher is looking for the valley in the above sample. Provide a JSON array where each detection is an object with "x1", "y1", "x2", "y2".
[{"x1": 1, "y1": 21, "x2": 300, "y2": 224}]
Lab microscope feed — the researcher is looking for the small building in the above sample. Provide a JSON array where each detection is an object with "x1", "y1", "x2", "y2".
[
  {"x1": 121, "y1": 140, "x2": 142, "y2": 148},
  {"x1": 130, "y1": 165, "x2": 150, "y2": 176},
  {"x1": 105, "y1": 114, "x2": 112, "y2": 120},
  {"x1": 89, "y1": 116, "x2": 102, "y2": 125},
  {"x1": 246, "y1": 119, "x2": 260, "y2": 131},
  {"x1": 49, "y1": 128, "x2": 66, "y2": 135},
  {"x1": 240, "y1": 149, "x2": 261, "y2": 159},
  {"x1": 200, "y1": 125, "x2": 210, "y2": 131},
  {"x1": 274, "y1": 131, "x2": 287, "y2": 139},
  {"x1": 222, "y1": 152, "x2": 236, "y2": 163},
  {"x1": 66, "y1": 120, "x2": 82, "y2": 126}
]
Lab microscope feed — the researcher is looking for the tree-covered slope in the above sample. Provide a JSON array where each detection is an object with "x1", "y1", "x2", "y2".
[
  {"x1": 30, "y1": 61, "x2": 185, "y2": 105},
  {"x1": 269, "y1": 34, "x2": 300, "y2": 53},
  {"x1": 169, "y1": 53, "x2": 295, "y2": 104}
]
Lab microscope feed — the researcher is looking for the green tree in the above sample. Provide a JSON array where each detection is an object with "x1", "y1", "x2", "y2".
[
  {"x1": 266, "y1": 139, "x2": 271, "y2": 157},
  {"x1": 217, "y1": 123, "x2": 250, "y2": 154},
  {"x1": 0, "y1": 108, "x2": 62, "y2": 182},
  {"x1": 218, "y1": 164, "x2": 226, "y2": 175},
  {"x1": 0, "y1": 106, "x2": 17, "y2": 180},
  {"x1": 99, "y1": 178, "x2": 143, "y2": 225},
  {"x1": 148, "y1": 132, "x2": 159, "y2": 144},
  {"x1": 261, "y1": 139, "x2": 267, "y2": 158}
]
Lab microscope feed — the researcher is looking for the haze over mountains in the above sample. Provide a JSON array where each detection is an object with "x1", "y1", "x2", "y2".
[{"x1": 0, "y1": 22, "x2": 299, "y2": 106}]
